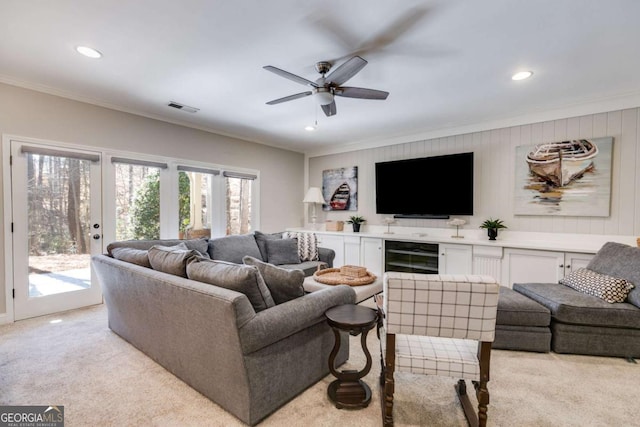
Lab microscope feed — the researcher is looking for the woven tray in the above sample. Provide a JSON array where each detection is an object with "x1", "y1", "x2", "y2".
[{"x1": 313, "y1": 267, "x2": 377, "y2": 286}]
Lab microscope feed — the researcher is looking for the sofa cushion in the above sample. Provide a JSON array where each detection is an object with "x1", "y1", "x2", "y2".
[
  {"x1": 265, "y1": 238, "x2": 300, "y2": 265},
  {"x1": 587, "y1": 242, "x2": 640, "y2": 308},
  {"x1": 111, "y1": 247, "x2": 151, "y2": 268},
  {"x1": 243, "y1": 256, "x2": 305, "y2": 304},
  {"x1": 513, "y1": 282, "x2": 640, "y2": 329},
  {"x1": 283, "y1": 232, "x2": 320, "y2": 261},
  {"x1": 107, "y1": 238, "x2": 209, "y2": 258},
  {"x1": 253, "y1": 231, "x2": 280, "y2": 261},
  {"x1": 560, "y1": 268, "x2": 634, "y2": 303},
  {"x1": 186, "y1": 257, "x2": 275, "y2": 312},
  {"x1": 497, "y1": 286, "x2": 550, "y2": 327},
  {"x1": 208, "y1": 234, "x2": 263, "y2": 264},
  {"x1": 148, "y1": 243, "x2": 199, "y2": 277}
]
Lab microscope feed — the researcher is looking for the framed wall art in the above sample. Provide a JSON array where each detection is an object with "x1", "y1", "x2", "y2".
[
  {"x1": 514, "y1": 137, "x2": 613, "y2": 217},
  {"x1": 322, "y1": 166, "x2": 358, "y2": 211}
]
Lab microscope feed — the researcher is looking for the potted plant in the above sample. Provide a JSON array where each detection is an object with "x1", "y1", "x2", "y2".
[
  {"x1": 346, "y1": 215, "x2": 366, "y2": 233},
  {"x1": 479, "y1": 218, "x2": 507, "y2": 240}
]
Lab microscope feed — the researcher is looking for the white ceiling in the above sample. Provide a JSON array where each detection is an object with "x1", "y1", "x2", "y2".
[{"x1": 2, "y1": 0, "x2": 640, "y2": 155}]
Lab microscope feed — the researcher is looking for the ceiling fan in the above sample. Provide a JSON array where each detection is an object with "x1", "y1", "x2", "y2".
[{"x1": 263, "y1": 56, "x2": 389, "y2": 117}]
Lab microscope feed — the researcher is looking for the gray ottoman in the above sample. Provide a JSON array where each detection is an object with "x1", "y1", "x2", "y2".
[{"x1": 494, "y1": 287, "x2": 551, "y2": 352}]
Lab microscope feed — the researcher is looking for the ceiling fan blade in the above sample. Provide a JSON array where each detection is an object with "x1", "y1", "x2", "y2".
[
  {"x1": 321, "y1": 100, "x2": 337, "y2": 117},
  {"x1": 266, "y1": 91, "x2": 313, "y2": 105},
  {"x1": 325, "y1": 56, "x2": 367, "y2": 85},
  {"x1": 335, "y1": 87, "x2": 389, "y2": 100},
  {"x1": 357, "y1": 6, "x2": 430, "y2": 56},
  {"x1": 263, "y1": 66, "x2": 319, "y2": 88}
]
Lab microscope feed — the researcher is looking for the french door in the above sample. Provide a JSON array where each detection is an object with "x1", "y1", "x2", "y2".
[{"x1": 10, "y1": 141, "x2": 103, "y2": 320}]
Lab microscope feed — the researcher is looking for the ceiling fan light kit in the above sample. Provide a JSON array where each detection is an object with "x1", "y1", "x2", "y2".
[
  {"x1": 263, "y1": 55, "x2": 389, "y2": 117},
  {"x1": 512, "y1": 70, "x2": 533, "y2": 81}
]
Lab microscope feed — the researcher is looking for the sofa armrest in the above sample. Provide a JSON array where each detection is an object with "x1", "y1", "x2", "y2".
[
  {"x1": 318, "y1": 247, "x2": 335, "y2": 267},
  {"x1": 238, "y1": 285, "x2": 355, "y2": 354}
]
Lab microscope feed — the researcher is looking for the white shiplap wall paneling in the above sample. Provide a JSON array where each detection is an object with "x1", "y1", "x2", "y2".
[{"x1": 308, "y1": 107, "x2": 640, "y2": 236}]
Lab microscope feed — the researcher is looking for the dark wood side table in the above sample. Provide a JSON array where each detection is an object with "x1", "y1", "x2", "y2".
[{"x1": 325, "y1": 304, "x2": 379, "y2": 409}]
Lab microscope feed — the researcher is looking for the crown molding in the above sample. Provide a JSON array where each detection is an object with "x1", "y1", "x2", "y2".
[
  {"x1": 305, "y1": 90, "x2": 640, "y2": 158},
  {"x1": 0, "y1": 75, "x2": 303, "y2": 154}
]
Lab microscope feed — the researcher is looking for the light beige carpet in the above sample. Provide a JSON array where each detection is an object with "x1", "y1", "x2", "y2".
[{"x1": 1, "y1": 303, "x2": 638, "y2": 426}]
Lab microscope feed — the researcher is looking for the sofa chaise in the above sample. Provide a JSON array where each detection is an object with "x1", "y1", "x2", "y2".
[
  {"x1": 93, "y1": 234, "x2": 353, "y2": 425},
  {"x1": 513, "y1": 242, "x2": 640, "y2": 358}
]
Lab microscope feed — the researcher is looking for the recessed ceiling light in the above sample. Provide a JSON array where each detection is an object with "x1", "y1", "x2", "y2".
[
  {"x1": 512, "y1": 71, "x2": 533, "y2": 81},
  {"x1": 76, "y1": 46, "x2": 102, "y2": 59},
  {"x1": 304, "y1": 125, "x2": 316, "y2": 131}
]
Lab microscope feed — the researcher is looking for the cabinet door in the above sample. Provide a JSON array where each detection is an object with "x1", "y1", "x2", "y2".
[
  {"x1": 344, "y1": 236, "x2": 361, "y2": 266},
  {"x1": 439, "y1": 244, "x2": 473, "y2": 275},
  {"x1": 564, "y1": 252, "x2": 594, "y2": 274},
  {"x1": 316, "y1": 235, "x2": 344, "y2": 267},
  {"x1": 361, "y1": 237, "x2": 383, "y2": 277},
  {"x1": 502, "y1": 249, "x2": 564, "y2": 288}
]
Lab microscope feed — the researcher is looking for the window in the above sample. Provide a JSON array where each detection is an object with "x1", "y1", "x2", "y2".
[
  {"x1": 176, "y1": 166, "x2": 220, "y2": 239},
  {"x1": 224, "y1": 171, "x2": 256, "y2": 235},
  {"x1": 112, "y1": 158, "x2": 167, "y2": 240}
]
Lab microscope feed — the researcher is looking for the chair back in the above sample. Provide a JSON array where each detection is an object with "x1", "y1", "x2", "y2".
[{"x1": 383, "y1": 272, "x2": 499, "y2": 342}]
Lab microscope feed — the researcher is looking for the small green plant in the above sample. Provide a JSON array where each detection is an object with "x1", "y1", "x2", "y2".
[
  {"x1": 346, "y1": 215, "x2": 366, "y2": 225},
  {"x1": 479, "y1": 218, "x2": 507, "y2": 230}
]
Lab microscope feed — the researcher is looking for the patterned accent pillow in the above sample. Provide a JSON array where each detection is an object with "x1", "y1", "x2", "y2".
[
  {"x1": 283, "y1": 232, "x2": 319, "y2": 262},
  {"x1": 560, "y1": 268, "x2": 635, "y2": 303}
]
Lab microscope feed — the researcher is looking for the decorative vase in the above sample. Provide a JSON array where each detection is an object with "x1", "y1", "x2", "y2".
[
  {"x1": 488, "y1": 228, "x2": 498, "y2": 240},
  {"x1": 352, "y1": 223, "x2": 361, "y2": 233}
]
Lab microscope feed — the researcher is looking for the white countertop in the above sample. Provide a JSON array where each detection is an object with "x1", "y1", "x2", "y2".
[{"x1": 287, "y1": 226, "x2": 638, "y2": 254}]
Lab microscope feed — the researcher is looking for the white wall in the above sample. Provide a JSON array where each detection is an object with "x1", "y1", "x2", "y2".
[
  {"x1": 309, "y1": 108, "x2": 640, "y2": 236},
  {"x1": 0, "y1": 82, "x2": 305, "y2": 316}
]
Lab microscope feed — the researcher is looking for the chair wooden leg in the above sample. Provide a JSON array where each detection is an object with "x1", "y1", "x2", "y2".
[
  {"x1": 476, "y1": 379, "x2": 489, "y2": 427},
  {"x1": 455, "y1": 379, "x2": 479, "y2": 427},
  {"x1": 381, "y1": 333, "x2": 396, "y2": 427}
]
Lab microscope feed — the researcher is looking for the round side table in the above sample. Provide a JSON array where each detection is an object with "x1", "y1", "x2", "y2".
[{"x1": 325, "y1": 304, "x2": 379, "y2": 409}]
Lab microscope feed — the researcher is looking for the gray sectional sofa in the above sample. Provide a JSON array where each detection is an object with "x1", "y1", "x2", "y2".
[
  {"x1": 513, "y1": 242, "x2": 640, "y2": 358},
  {"x1": 92, "y1": 233, "x2": 353, "y2": 425}
]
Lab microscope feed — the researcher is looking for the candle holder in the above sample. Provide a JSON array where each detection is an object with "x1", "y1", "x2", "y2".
[
  {"x1": 447, "y1": 218, "x2": 466, "y2": 238},
  {"x1": 383, "y1": 217, "x2": 395, "y2": 234}
]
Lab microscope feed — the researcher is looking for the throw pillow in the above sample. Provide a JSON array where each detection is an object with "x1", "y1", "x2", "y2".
[
  {"x1": 265, "y1": 238, "x2": 300, "y2": 265},
  {"x1": 111, "y1": 247, "x2": 151, "y2": 268},
  {"x1": 186, "y1": 257, "x2": 275, "y2": 312},
  {"x1": 587, "y1": 242, "x2": 640, "y2": 308},
  {"x1": 253, "y1": 230, "x2": 281, "y2": 261},
  {"x1": 243, "y1": 256, "x2": 305, "y2": 304},
  {"x1": 560, "y1": 268, "x2": 635, "y2": 303},
  {"x1": 148, "y1": 243, "x2": 199, "y2": 278},
  {"x1": 107, "y1": 238, "x2": 210, "y2": 258},
  {"x1": 283, "y1": 232, "x2": 319, "y2": 261},
  {"x1": 208, "y1": 234, "x2": 263, "y2": 264}
]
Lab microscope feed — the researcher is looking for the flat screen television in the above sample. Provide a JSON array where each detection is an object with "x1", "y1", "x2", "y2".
[{"x1": 375, "y1": 152, "x2": 474, "y2": 218}]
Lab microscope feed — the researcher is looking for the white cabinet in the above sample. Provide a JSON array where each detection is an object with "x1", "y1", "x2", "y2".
[
  {"x1": 438, "y1": 243, "x2": 472, "y2": 275},
  {"x1": 564, "y1": 252, "x2": 593, "y2": 273},
  {"x1": 316, "y1": 234, "x2": 344, "y2": 267},
  {"x1": 361, "y1": 237, "x2": 383, "y2": 277},
  {"x1": 502, "y1": 249, "x2": 594, "y2": 288},
  {"x1": 344, "y1": 236, "x2": 361, "y2": 266}
]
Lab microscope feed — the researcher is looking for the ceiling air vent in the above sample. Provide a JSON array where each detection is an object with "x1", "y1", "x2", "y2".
[{"x1": 167, "y1": 101, "x2": 199, "y2": 113}]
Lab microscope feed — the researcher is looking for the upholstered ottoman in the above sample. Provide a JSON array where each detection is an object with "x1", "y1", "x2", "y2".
[{"x1": 493, "y1": 287, "x2": 552, "y2": 352}]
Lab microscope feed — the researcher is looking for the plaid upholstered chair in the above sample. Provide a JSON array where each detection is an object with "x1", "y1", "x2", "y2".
[{"x1": 380, "y1": 272, "x2": 500, "y2": 427}]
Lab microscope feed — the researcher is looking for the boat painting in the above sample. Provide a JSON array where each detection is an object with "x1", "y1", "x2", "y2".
[
  {"x1": 514, "y1": 137, "x2": 613, "y2": 217},
  {"x1": 526, "y1": 139, "x2": 598, "y2": 187},
  {"x1": 322, "y1": 166, "x2": 358, "y2": 211},
  {"x1": 329, "y1": 182, "x2": 350, "y2": 210}
]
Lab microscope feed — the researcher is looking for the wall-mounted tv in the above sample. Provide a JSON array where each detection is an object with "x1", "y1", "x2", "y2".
[{"x1": 375, "y1": 152, "x2": 474, "y2": 218}]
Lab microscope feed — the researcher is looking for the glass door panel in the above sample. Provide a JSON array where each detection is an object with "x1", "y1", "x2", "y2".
[{"x1": 12, "y1": 142, "x2": 102, "y2": 320}]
